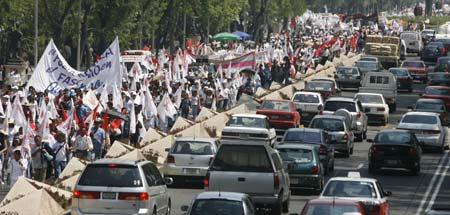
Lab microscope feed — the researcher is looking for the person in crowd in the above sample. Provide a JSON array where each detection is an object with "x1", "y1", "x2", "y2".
[
  {"x1": 30, "y1": 135, "x2": 48, "y2": 182},
  {"x1": 180, "y1": 91, "x2": 191, "y2": 118},
  {"x1": 8, "y1": 150, "x2": 27, "y2": 186},
  {"x1": 53, "y1": 132, "x2": 69, "y2": 178},
  {"x1": 73, "y1": 126, "x2": 93, "y2": 161},
  {"x1": 191, "y1": 90, "x2": 200, "y2": 120},
  {"x1": 90, "y1": 118, "x2": 106, "y2": 159}
]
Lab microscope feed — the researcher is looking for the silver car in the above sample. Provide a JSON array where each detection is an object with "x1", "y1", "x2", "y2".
[
  {"x1": 181, "y1": 192, "x2": 256, "y2": 215},
  {"x1": 163, "y1": 137, "x2": 219, "y2": 185},
  {"x1": 397, "y1": 112, "x2": 447, "y2": 152},
  {"x1": 309, "y1": 115, "x2": 354, "y2": 157},
  {"x1": 72, "y1": 159, "x2": 171, "y2": 215},
  {"x1": 322, "y1": 97, "x2": 368, "y2": 141}
]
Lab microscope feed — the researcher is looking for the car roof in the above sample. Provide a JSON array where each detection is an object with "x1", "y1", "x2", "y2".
[
  {"x1": 308, "y1": 198, "x2": 362, "y2": 206},
  {"x1": 92, "y1": 158, "x2": 148, "y2": 166},
  {"x1": 312, "y1": 115, "x2": 346, "y2": 120},
  {"x1": 388, "y1": 67, "x2": 408, "y2": 71},
  {"x1": 276, "y1": 144, "x2": 316, "y2": 150},
  {"x1": 231, "y1": 113, "x2": 267, "y2": 119},
  {"x1": 312, "y1": 77, "x2": 335, "y2": 81},
  {"x1": 293, "y1": 91, "x2": 322, "y2": 96},
  {"x1": 308, "y1": 80, "x2": 333, "y2": 84},
  {"x1": 175, "y1": 137, "x2": 217, "y2": 142},
  {"x1": 403, "y1": 111, "x2": 440, "y2": 117},
  {"x1": 195, "y1": 192, "x2": 247, "y2": 201},
  {"x1": 325, "y1": 97, "x2": 355, "y2": 102},
  {"x1": 416, "y1": 98, "x2": 445, "y2": 104},
  {"x1": 355, "y1": 93, "x2": 383, "y2": 97},
  {"x1": 328, "y1": 176, "x2": 378, "y2": 183},
  {"x1": 286, "y1": 128, "x2": 322, "y2": 133}
]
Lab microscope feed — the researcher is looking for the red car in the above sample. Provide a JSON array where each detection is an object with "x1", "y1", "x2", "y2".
[
  {"x1": 305, "y1": 81, "x2": 336, "y2": 100},
  {"x1": 256, "y1": 100, "x2": 300, "y2": 132},
  {"x1": 294, "y1": 198, "x2": 365, "y2": 215},
  {"x1": 401, "y1": 60, "x2": 427, "y2": 83},
  {"x1": 422, "y1": 86, "x2": 450, "y2": 109}
]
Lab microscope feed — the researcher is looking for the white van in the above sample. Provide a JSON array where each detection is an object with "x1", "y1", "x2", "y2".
[
  {"x1": 358, "y1": 72, "x2": 397, "y2": 112},
  {"x1": 400, "y1": 31, "x2": 423, "y2": 54}
]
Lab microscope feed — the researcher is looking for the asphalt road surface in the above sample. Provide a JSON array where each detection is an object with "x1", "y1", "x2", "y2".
[{"x1": 168, "y1": 58, "x2": 450, "y2": 215}]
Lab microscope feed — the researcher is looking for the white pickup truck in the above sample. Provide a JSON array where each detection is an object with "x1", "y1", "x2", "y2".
[
  {"x1": 358, "y1": 72, "x2": 397, "y2": 112},
  {"x1": 220, "y1": 114, "x2": 277, "y2": 146}
]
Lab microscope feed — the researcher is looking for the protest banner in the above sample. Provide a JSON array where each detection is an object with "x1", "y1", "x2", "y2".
[
  {"x1": 209, "y1": 52, "x2": 256, "y2": 72},
  {"x1": 27, "y1": 37, "x2": 121, "y2": 94}
]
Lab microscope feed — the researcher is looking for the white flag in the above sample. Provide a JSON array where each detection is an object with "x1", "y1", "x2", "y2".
[
  {"x1": 37, "y1": 100, "x2": 47, "y2": 125},
  {"x1": 38, "y1": 107, "x2": 50, "y2": 140},
  {"x1": 57, "y1": 100, "x2": 74, "y2": 137},
  {"x1": 11, "y1": 95, "x2": 27, "y2": 128},
  {"x1": 130, "y1": 101, "x2": 136, "y2": 134},
  {"x1": 130, "y1": 62, "x2": 143, "y2": 78},
  {"x1": 48, "y1": 99, "x2": 60, "y2": 119},
  {"x1": 0, "y1": 99, "x2": 4, "y2": 116},
  {"x1": 100, "y1": 85, "x2": 109, "y2": 109},
  {"x1": 144, "y1": 89, "x2": 158, "y2": 117},
  {"x1": 157, "y1": 94, "x2": 177, "y2": 122},
  {"x1": 112, "y1": 84, "x2": 123, "y2": 111},
  {"x1": 83, "y1": 89, "x2": 103, "y2": 113}
]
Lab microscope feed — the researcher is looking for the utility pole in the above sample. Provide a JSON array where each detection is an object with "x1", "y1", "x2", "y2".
[
  {"x1": 34, "y1": 0, "x2": 38, "y2": 66},
  {"x1": 76, "y1": 0, "x2": 82, "y2": 70}
]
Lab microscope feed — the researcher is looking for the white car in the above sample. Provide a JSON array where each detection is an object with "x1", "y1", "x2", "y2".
[
  {"x1": 354, "y1": 93, "x2": 390, "y2": 125},
  {"x1": 291, "y1": 91, "x2": 324, "y2": 125},
  {"x1": 320, "y1": 172, "x2": 391, "y2": 215},
  {"x1": 221, "y1": 114, "x2": 277, "y2": 146},
  {"x1": 397, "y1": 112, "x2": 447, "y2": 152}
]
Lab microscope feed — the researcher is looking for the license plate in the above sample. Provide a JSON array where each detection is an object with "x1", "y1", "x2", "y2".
[
  {"x1": 386, "y1": 160, "x2": 398, "y2": 165},
  {"x1": 347, "y1": 76, "x2": 354, "y2": 79},
  {"x1": 271, "y1": 115, "x2": 279, "y2": 119},
  {"x1": 183, "y1": 168, "x2": 198, "y2": 174},
  {"x1": 102, "y1": 192, "x2": 116, "y2": 200},
  {"x1": 239, "y1": 134, "x2": 249, "y2": 139}
]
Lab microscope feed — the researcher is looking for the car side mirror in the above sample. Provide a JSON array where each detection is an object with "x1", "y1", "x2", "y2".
[
  {"x1": 384, "y1": 191, "x2": 392, "y2": 197},
  {"x1": 164, "y1": 177, "x2": 173, "y2": 186},
  {"x1": 181, "y1": 205, "x2": 189, "y2": 212},
  {"x1": 165, "y1": 148, "x2": 170, "y2": 152},
  {"x1": 367, "y1": 139, "x2": 373, "y2": 143}
]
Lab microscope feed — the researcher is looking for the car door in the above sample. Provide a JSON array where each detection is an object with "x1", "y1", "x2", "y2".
[{"x1": 142, "y1": 163, "x2": 168, "y2": 214}]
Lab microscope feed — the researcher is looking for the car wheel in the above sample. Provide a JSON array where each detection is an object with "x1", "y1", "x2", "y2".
[
  {"x1": 411, "y1": 161, "x2": 420, "y2": 176},
  {"x1": 271, "y1": 196, "x2": 283, "y2": 215},
  {"x1": 282, "y1": 196, "x2": 290, "y2": 213},
  {"x1": 152, "y1": 208, "x2": 157, "y2": 215}
]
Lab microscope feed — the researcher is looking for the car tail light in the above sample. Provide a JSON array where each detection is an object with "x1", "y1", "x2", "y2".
[
  {"x1": 73, "y1": 190, "x2": 100, "y2": 199},
  {"x1": 408, "y1": 148, "x2": 418, "y2": 156},
  {"x1": 423, "y1": 130, "x2": 440, "y2": 134},
  {"x1": 369, "y1": 146, "x2": 377, "y2": 154},
  {"x1": 167, "y1": 155, "x2": 175, "y2": 164},
  {"x1": 273, "y1": 173, "x2": 280, "y2": 190},
  {"x1": 356, "y1": 111, "x2": 361, "y2": 119},
  {"x1": 371, "y1": 204, "x2": 381, "y2": 214},
  {"x1": 311, "y1": 165, "x2": 320, "y2": 174},
  {"x1": 377, "y1": 107, "x2": 385, "y2": 112},
  {"x1": 319, "y1": 144, "x2": 327, "y2": 155},
  {"x1": 118, "y1": 192, "x2": 149, "y2": 200},
  {"x1": 342, "y1": 133, "x2": 349, "y2": 141},
  {"x1": 204, "y1": 172, "x2": 210, "y2": 188}
]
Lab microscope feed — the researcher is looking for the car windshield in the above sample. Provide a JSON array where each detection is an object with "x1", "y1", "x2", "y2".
[
  {"x1": 304, "y1": 204, "x2": 361, "y2": 215},
  {"x1": 355, "y1": 95, "x2": 383, "y2": 104},
  {"x1": 390, "y1": 69, "x2": 409, "y2": 76},
  {"x1": 171, "y1": 141, "x2": 214, "y2": 155},
  {"x1": 322, "y1": 180, "x2": 377, "y2": 198},
  {"x1": 283, "y1": 130, "x2": 322, "y2": 143},
  {"x1": 374, "y1": 132, "x2": 411, "y2": 144},
  {"x1": 227, "y1": 116, "x2": 266, "y2": 128},
  {"x1": 211, "y1": 145, "x2": 272, "y2": 172},
  {"x1": 261, "y1": 101, "x2": 291, "y2": 111},
  {"x1": 278, "y1": 148, "x2": 314, "y2": 163},
  {"x1": 292, "y1": 94, "x2": 320, "y2": 103},
  {"x1": 357, "y1": 61, "x2": 377, "y2": 70},
  {"x1": 424, "y1": 87, "x2": 450, "y2": 96},
  {"x1": 306, "y1": 82, "x2": 332, "y2": 91},
  {"x1": 78, "y1": 164, "x2": 142, "y2": 187},
  {"x1": 324, "y1": 101, "x2": 356, "y2": 112},
  {"x1": 402, "y1": 61, "x2": 424, "y2": 68},
  {"x1": 401, "y1": 115, "x2": 438, "y2": 124},
  {"x1": 311, "y1": 118, "x2": 344, "y2": 132},
  {"x1": 415, "y1": 102, "x2": 445, "y2": 111},
  {"x1": 337, "y1": 68, "x2": 358, "y2": 75},
  {"x1": 190, "y1": 199, "x2": 244, "y2": 215}
]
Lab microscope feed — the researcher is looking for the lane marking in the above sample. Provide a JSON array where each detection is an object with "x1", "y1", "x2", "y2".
[
  {"x1": 425, "y1": 154, "x2": 450, "y2": 211},
  {"x1": 415, "y1": 151, "x2": 449, "y2": 215}
]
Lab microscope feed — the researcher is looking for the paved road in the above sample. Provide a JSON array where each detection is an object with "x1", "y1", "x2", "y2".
[{"x1": 168, "y1": 62, "x2": 450, "y2": 215}]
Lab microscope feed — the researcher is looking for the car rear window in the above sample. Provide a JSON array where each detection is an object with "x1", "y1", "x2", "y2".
[
  {"x1": 324, "y1": 101, "x2": 356, "y2": 112},
  {"x1": 357, "y1": 61, "x2": 377, "y2": 70},
  {"x1": 278, "y1": 148, "x2": 314, "y2": 163},
  {"x1": 292, "y1": 94, "x2": 320, "y2": 103},
  {"x1": 261, "y1": 101, "x2": 291, "y2": 111},
  {"x1": 374, "y1": 132, "x2": 411, "y2": 144},
  {"x1": 402, "y1": 61, "x2": 425, "y2": 68},
  {"x1": 355, "y1": 95, "x2": 383, "y2": 104},
  {"x1": 401, "y1": 115, "x2": 438, "y2": 124},
  {"x1": 424, "y1": 87, "x2": 450, "y2": 96},
  {"x1": 305, "y1": 204, "x2": 361, "y2": 215},
  {"x1": 190, "y1": 199, "x2": 243, "y2": 215},
  {"x1": 78, "y1": 164, "x2": 142, "y2": 187},
  {"x1": 337, "y1": 68, "x2": 358, "y2": 75},
  {"x1": 322, "y1": 180, "x2": 377, "y2": 198},
  {"x1": 306, "y1": 82, "x2": 332, "y2": 91},
  {"x1": 172, "y1": 141, "x2": 214, "y2": 155},
  {"x1": 212, "y1": 145, "x2": 272, "y2": 172},
  {"x1": 283, "y1": 130, "x2": 322, "y2": 143},
  {"x1": 390, "y1": 69, "x2": 409, "y2": 76},
  {"x1": 310, "y1": 118, "x2": 345, "y2": 132},
  {"x1": 369, "y1": 76, "x2": 389, "y2": 84},
  {"x1": 415, "y1": 102, "x2": 445, "y2": 111},
  {"x1": 227, "y1": 116, "x2": 266, "y2": 128}
]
